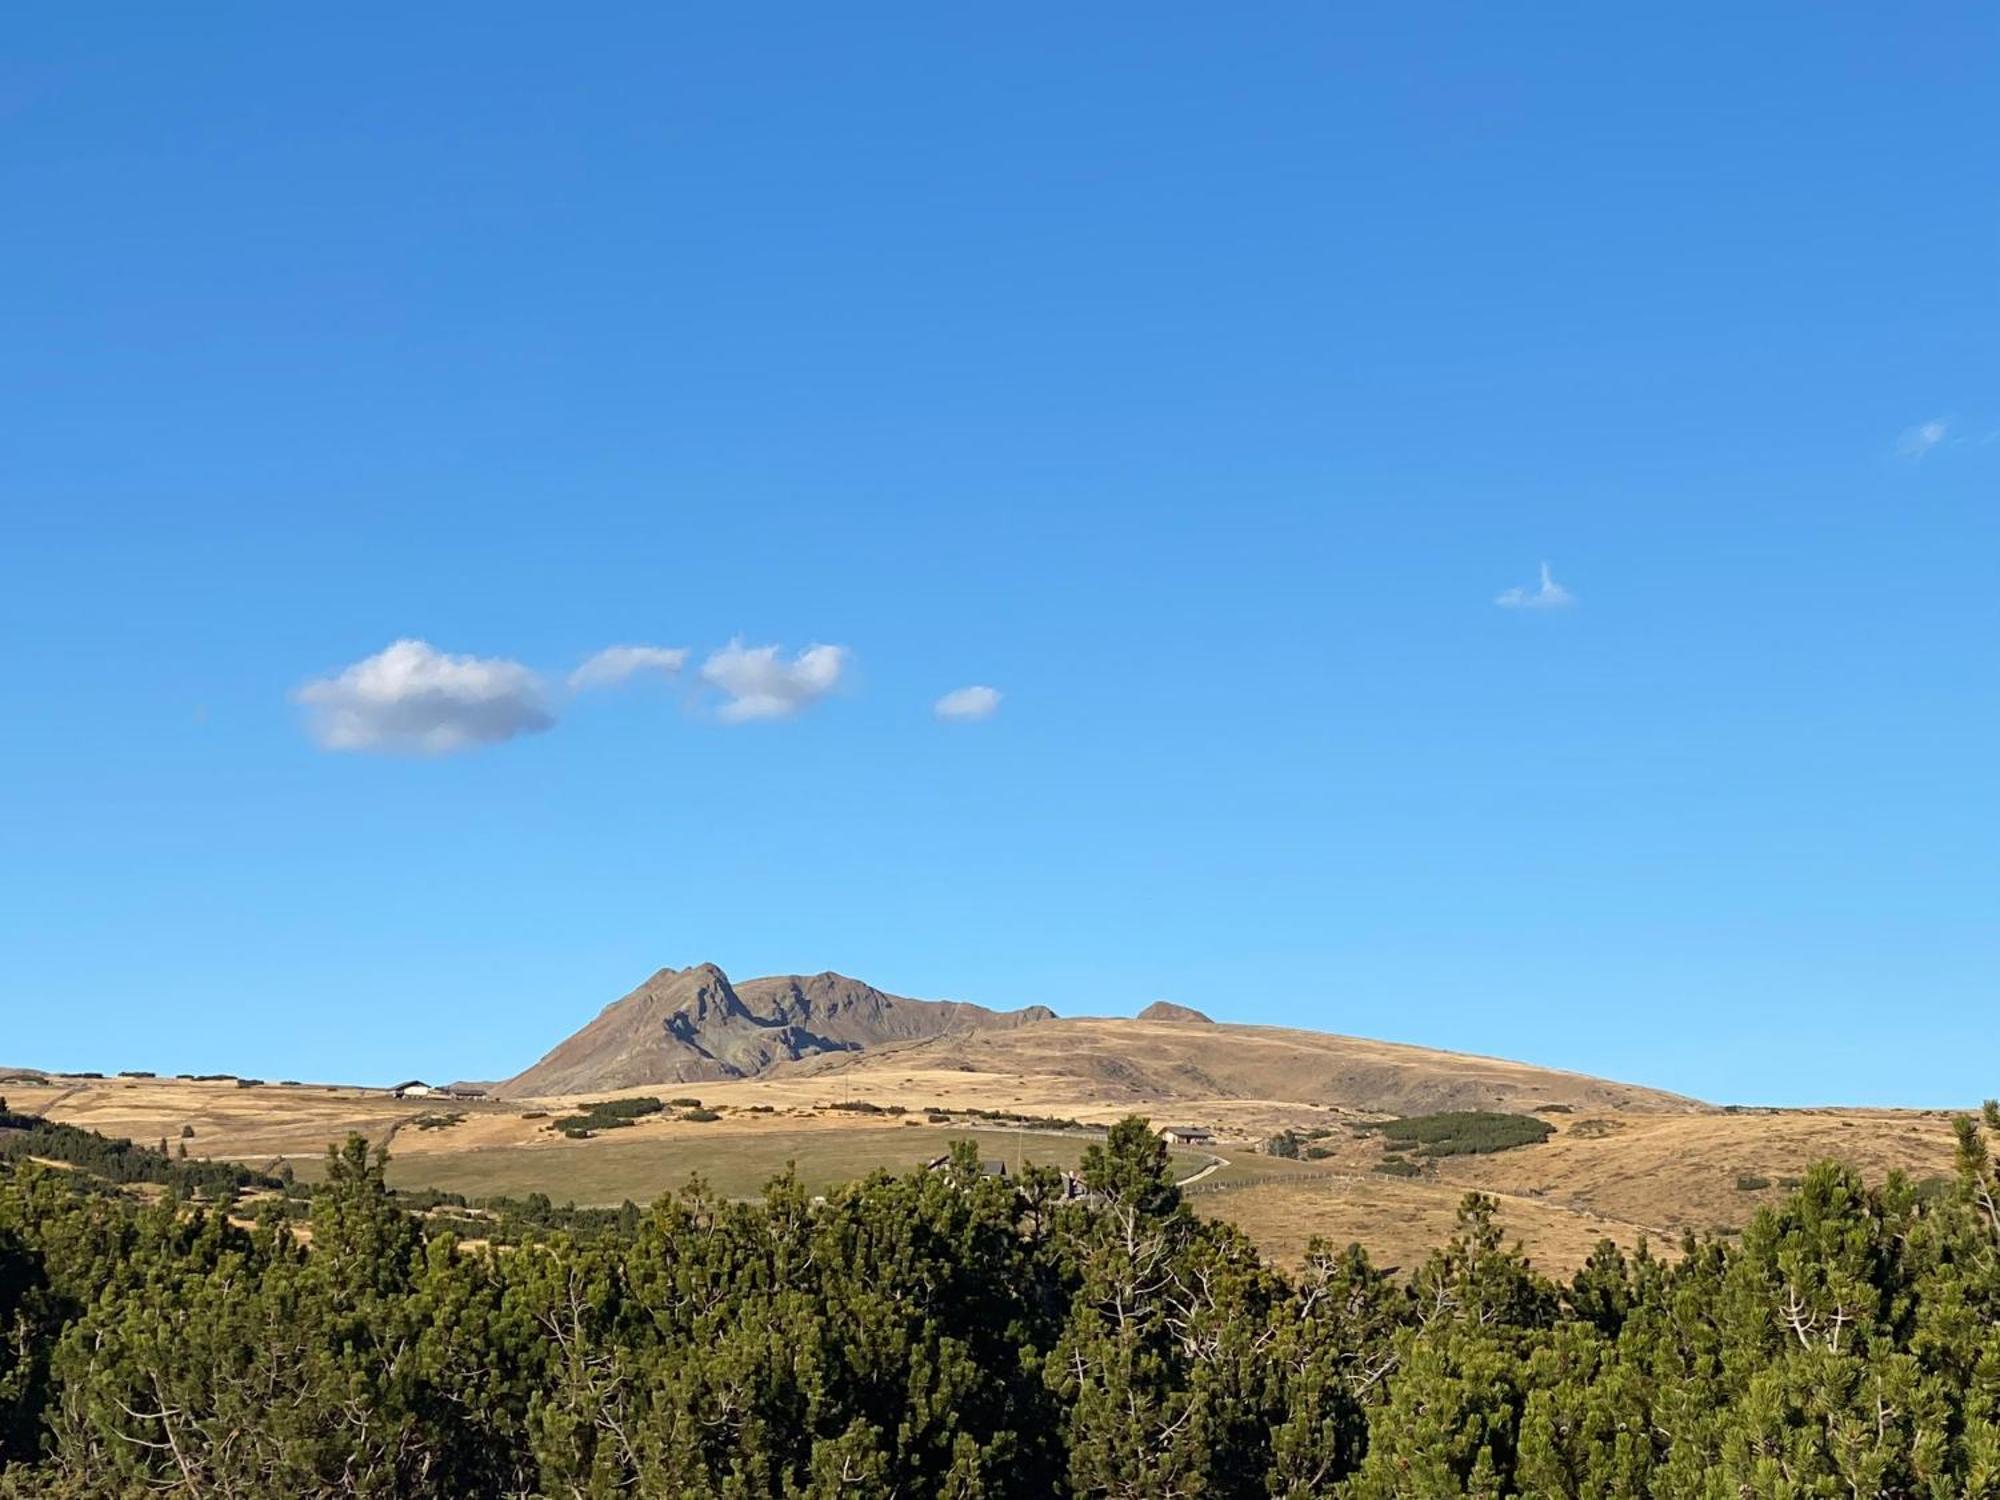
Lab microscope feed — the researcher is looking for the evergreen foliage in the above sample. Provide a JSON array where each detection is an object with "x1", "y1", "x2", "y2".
[
  {"x1": 0, "y1": 1105, "x2": 1998, "y2": 1495},
  {"x1": 1265, "y1": 1130, "x2": 1306, "y2": 1159},
  {"x1": 0, "y1": 1099, "x2": 277, "y2": 1203},
  {"x1": 1368, "y1": 1110, "x2": 1556, "y2": 1157},
  {"x1": 550, "y1": 1096, "x2": 668, "y2": 1134}
]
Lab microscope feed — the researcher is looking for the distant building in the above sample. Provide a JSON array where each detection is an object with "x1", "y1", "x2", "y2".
[
  {"x1": 1160, "y1": 1126, "x2": 1213, "y2": 1145},
  {"x1": 1058, "y1": 1171, "x2": 1096, "y2": 1202},
  {"x1": 389, "y1": 1080, "x2": 435, "y2": 1099},
  {"x1": 925, "y1": 1155, "x2": 1008, "y2": 1178},
  {"x1": 442, "y1": 1086, "x2": 487, "y2": 1100}
]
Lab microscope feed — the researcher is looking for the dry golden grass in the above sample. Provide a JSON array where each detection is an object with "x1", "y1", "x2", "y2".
[
  {"x1": 1192, "y1": 1172, "x2": 1656, "y2": 1276},
  {"x1": 784, "y1": 1018, "x2": 1702, "y2": 1118},
  {"x1": 2, "y1": 1077, "x2": 415, "y2": 1161},
  {"x1": 1182, "y1": 1107, "x2": 1962, "y2": 1275},
  {"x1": 1428, "y1": 1107, "x2": 1962, "y2": 1241}
]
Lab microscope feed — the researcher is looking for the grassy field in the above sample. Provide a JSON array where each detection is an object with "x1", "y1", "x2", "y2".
[
  {"x1": 1184, "y1": 1107, "x2": 1967, "y2": 1271},
  {"x1": 288, "y1": 1125, "x2": 1210, "y2": 1204},
  {"x1": 1192, "y1": 1152, "x2": 1344, "y2": 1189},
  {"x1": 1191, "y1": 1173, "x2": 1659, "y2": 1274}
]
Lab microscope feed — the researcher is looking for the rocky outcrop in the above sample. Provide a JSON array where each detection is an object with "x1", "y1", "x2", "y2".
[
  {"x1": 1137, "y1": 1001, "x2": 1214, "y2": 1024},
  {"x1": 501, "y1": 964, "x2": 1056, "y2": 1096}
]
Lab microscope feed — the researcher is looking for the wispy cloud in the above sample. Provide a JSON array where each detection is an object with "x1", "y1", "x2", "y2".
[
  {"x1": 299, "y1": 636, "x2": 861, "y2": 746},
  {"x1": 699, "y1": 641, "x2": 849, "y2": 722},
  {"x1": 1898, "y1": 418, "x2": 1949, "y2": 461},
  {"x1": 934, "y1": 685, "x2": 1001, "y2": 721},
  {"x1": 568, "y1": 644, "x2": 689, "y2": 691},
  {"x1": 295, "y1": 639, "x2": 554, "y2": 754},
  {"x1": 1495, "y1": 561, "x2": 1575, "y2": 610}
]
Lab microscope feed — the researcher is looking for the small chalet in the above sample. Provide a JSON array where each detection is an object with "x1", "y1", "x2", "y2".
[
  {"x1": 1160, "y1": 1126, "x2": 1213, "y2": 1145},
  {"x1": 389, "y1": 1080, "x2": 435, "y2": 1100}
]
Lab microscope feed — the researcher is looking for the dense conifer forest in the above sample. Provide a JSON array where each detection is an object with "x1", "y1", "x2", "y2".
[{"x1": 2, "y1": 1106, "x2": 1999, "y2": 1496}]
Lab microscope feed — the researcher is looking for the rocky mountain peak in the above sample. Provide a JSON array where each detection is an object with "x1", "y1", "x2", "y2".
[
  {"x1": 501, "y1": 962, "x2": 1060, "y2": 1096},
  {"x1": 1137, "y1": 1000, "x2": 1214, "y2": 1023}
]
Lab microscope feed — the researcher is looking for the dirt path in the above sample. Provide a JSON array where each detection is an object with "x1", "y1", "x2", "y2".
[
  {"x1": 376, "y1": 1112, "x2": 425, "y2": 1157},
  {"x1": 1177, "y1": 1153, "x2": 1228, "y2": 1187}
]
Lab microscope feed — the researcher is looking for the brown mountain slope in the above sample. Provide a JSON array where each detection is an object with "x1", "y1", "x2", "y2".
[
  {"x1": 501, "y1": 964, "x2": 1056, "y2": 1096},
  {"x1": 1136, "y1": 1001, "x2": 1214, "y2": 1023},
  {"x1": 786, "y1": 1016, "x2": 1703, "y2": 1117}
]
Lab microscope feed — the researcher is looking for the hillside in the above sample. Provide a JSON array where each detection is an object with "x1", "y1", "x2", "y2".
[
  {"x1": 500, "y1": 963, "x2": 1056, "y2": 1095},
  {"x1": 782, "y1": 1015, "x2": 1702, "y2": 1118}
]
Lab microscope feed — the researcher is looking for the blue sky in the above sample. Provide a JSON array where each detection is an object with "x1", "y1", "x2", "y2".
[{"x1": 3, "y1": 6, "x2": 1995, "y2": 1105}]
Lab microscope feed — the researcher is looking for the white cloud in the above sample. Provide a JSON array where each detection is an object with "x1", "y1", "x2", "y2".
[
  {"x1": 295, "y1": 639, "x2": 554, "y2": 754},
  {"x1": 699, "y1": 640, "x2": 848, "y2": 722},
  {"x1": 1897, "y1": 418, "x2": 1948, "y2": 460},
  {"x1": 934, "y1": 685, "x2": 1002, "y2": 721},
  {"x1": 1495, "y1": 561, "x2": 1575, "y2": 610},
  {"x1": 568, "y1": 644, "x2": 689, "y2": 691}
]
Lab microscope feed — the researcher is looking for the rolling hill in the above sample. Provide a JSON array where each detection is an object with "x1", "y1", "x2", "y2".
[{"x1": 784, "y1": 1014, "x2": 1701, "y2": 1118}]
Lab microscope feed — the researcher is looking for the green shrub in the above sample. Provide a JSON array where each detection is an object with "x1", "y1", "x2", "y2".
[
  {"x1": 1372, "y1": 1155, "x2": 1421, "y2": 1177},
  {"x1": 1367, "y1": 1111, "x2": 1554, "y2": 1157},
  {"x1": 0, "y1": 1101, "x2": 277, "y2": 1201},
  {"x1": 1734, "y1": 1173, "x2": 1772, "y2": 1192},
  {"x1": 550, "y1": 1097, "x2": 664, "y2": 1134},
  {"x1": 682, "y1": 1108, "x2": 721, "y2": 1123},
  {"x1": 580, "y1": 1097, "x2": 665, "y2": 1121}
]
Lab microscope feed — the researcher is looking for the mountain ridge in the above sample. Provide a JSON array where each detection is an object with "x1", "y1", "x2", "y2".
[{"x1": 500, "y1": 964, "x2": 1056, "y2": 1096}]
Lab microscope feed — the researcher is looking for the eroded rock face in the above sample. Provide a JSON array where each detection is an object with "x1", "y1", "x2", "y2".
[
  {"x1": 1137, "y1": 1001, "x2": 1214, "y2": 1024},
  {"x1": 501, "y1": 964, "x2": 1058, "y2": 1096}
]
